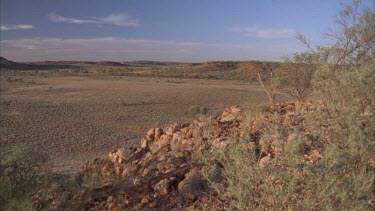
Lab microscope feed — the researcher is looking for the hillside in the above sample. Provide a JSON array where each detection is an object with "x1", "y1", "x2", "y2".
[{"x1": 14, "y1": 101, "x2": 372, "y2": 210}]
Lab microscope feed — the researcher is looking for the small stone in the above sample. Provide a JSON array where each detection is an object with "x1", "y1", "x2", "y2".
[
  {"x1": 259, "y1": 156, "x2": 272, "y2": 168},
  {"x1": 122, "y1": 168, "x2": 130, "y2": 178},
  {"x1": 181, "y1": 123, "x2": 191, "y2": 128},
  {"x1": 115, "y1": 165, "x2": 122, "y2": 176},
  {"x1": 155, "y1": 128, "x2": 163, "y2": 140},
  {"x1": 107, "y1": 196, "x2": 113, "y2": 202},
  {"x1": 140, "y1": 138, "x2": 149, "y2": 150},
  {"x1": 287, "y1": 133, "x2": 297, "y2": 143},
  {"x1": 149, "y1": 202, "x2": 158, "y2": 208},
  {"x1": 107, "y1": 203, "x2": 118, "y2": 211},
  {"x1": 146, "y1": 128, "x2": 155, "y2": 141},
  {"x1": 153, "y1": 179, "x2": 172, "y2": 196},
  {"x1": 165, "y1": 127, "x2": 174, "y2": 135},
  {"x1": 172, "y1": 123, "x2": 180, "y2": 131},
  {"x1": 172, "y1": 132, "x2": 182, "y2": 141},
  {"x1": 141, "y1": 196, "x2": 149, "y2": 204}
]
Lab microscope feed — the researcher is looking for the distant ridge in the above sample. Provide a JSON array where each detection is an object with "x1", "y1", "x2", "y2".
[
  {"x1": 0, "y1": 57, "x2": 72, "y2": 70},
  {"x1": 0, "y1": 57, "x2": 29, "y2": 69}
]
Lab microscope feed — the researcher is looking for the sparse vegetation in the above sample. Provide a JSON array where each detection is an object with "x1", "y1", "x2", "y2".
[
  {"x1": 0, "y1": 0, "x2": 373, "y2": 210},
  {"x1": 201, "y1": 0, "x2": 375, "y2": 210}
]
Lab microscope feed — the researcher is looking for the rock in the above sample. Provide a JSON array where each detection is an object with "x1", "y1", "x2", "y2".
[
  {"x1": 116, "y1": 147, "x2": 134, "y2": 163},
  {"x1": 157, "y1": 162, "x2": 166, "y2": 172},
  {"x1": 181, "y1": 123, "x2": 191, "y2": 128},
  {"x1": 149, "y1": 202, "x2": 158, "y2": 208},
  {"x1": 122, "y1": 168, "x2": 130, "y2": 178},
  {"x1": 172, "y1": 123, "x2": 181, "y2": 131},
  {"x1": 165, "y1": 127, "x2": 174, "y2": 136},
  {"x1": 140, "y1": 138, "x2": 150, "y2": 150},
  {"x1": 147, "y1": 128, "x2": 155, "y2": 141},
  {"x1": 107, "y1": 203, "x2": 119, "y2": 211},
  {"x1": 259, "y1": 155, "x2": 272, "y2": 168},
  {"x1": 220, "y1": 113, "x2": 239, "y2": 122},
  {"x1": 180, "y1": 127, "x2": 189, "y2": 134},
  {"x1": 153, "y1": 179, "x2": 173, "y2": 196},
  {"x1": 107, "y1": 196, "x2": 113, "y2": 203},
  {"x1": 155, "y1": 128, "x2": 163, "y2": 140},
  {"x1": 166, "y1": 156, "x2": 187, "y2": 168},
  {"x1": 115, "y1": 165, "x2": 122, "y2": 176},
  {"x1": 108, "y1": 151, "x2": 119, "y2": 163},
  {"x1": 185, "y1": 129, "x2": 193, "y2": 139},
  {"x1": 172, "y1": 132, "x2": 182, "y2": 141},
  {"x1": 141, "y1": 196, "x2": 149, "y2": 204},
  {"x1": 171, "y1": 132, "x2": 183, "y2": 151},
  {"x1": 305, "y1": 150, "x2": 322, "y2": 163},
  {"x1": 178, "y1": 168, "x2": 206, "y2": 200}
]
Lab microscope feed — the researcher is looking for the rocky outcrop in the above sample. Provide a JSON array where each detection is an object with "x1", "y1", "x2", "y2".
[
  {"x1": 71, "y1": 106, "x2": 242, "y2": 210},
  {"x1": 65, "y1": 103, "x2": 328, "y2": 210}
]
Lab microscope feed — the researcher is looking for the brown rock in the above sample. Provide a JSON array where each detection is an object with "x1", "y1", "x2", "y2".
[
  {"x1": 155, "y1": 128, "x2": 163, "y2": 140},
  {"x1": 108, "y1": 151, "x2": 119, "y2": 163},
  {"x1": 167, "y1": 156, "x2": 187, "y2": 168},
  {"x1": 141, "y1": 196, "x2": 149, "y2": 204},
  {"x1": 147, "y1": 128, "x2": 155, "y2": 141},
  {"x1": 116, "y1": 147, "x2": 134, "y2": 163},
  {"x1": 107, "y1": 203, "x2": 118, "y2": 211},
  {"x1": 172, "y1": 132, "x2": 182, "y2": 141},
  {"x1": 140, "y1": 138, "x2": 150, "y2": 150},
  {"x1": 259, "y1": 155, "x2": 272, "y2": 168},
  {"x1": 185, "y1": 129, "x2": 193, "y2": 139},
  {"x1": 122, "y1": 168, "x2": 130, "y2": 178},
  {"x1": 115, "y1": 165, "x2": 122, "y2": 176},
  {"x1": 178, "y1": 168, "x2": 206, "y2": 193},
  {"x1": 172, "y1": 123, "x2": 181, "y2": 131},
  {"x1": 149, "y1": 201, "x2": 158, "y2": 208},
  {"x1": 165, "y1": 127, "x2": 174, "y2": 135},
  {"x1": 153, "y1": 179, "x2": 173, "y2": 196},
  {"x1": 107, "y1": 196, "x2": 113, "y2": 202},
  {"x1": 181, "y1": 123, "x2": 191, "y2": 128}
]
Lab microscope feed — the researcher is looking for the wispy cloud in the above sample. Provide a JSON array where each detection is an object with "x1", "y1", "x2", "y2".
[
  {"x1": 49, "y1": 13, "x2": 139, "y2": 27},
  {"x1": 0, "y1": 37, "x2": 303, "y2": 62},
  {"x1": 232, "y1": 26, "x2": 296, "y2": 39},
  {"x1": 1, "y1": 24, "x2": 35, "y2": 31}
]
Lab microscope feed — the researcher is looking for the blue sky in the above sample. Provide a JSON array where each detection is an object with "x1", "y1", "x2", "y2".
[{"x1": 1, "y1": 0, "x2": 373, "y2": 62}]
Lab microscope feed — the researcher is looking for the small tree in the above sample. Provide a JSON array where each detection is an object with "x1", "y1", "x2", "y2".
[
  {"x1": 257, "y1": 68, "x2": 276, "y2": 104},
  {"x1": 276, "y1": 52, "x2": 320, "y2": 102}
]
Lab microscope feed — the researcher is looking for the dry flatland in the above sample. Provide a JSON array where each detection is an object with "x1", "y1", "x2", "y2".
[{"x1": 0, "y1": 76, "x2": 276, "y2": 173}]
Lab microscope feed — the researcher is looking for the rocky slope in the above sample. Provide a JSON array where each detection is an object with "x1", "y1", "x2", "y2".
[
  {"x1": 45, "y1": 103, "x2": 314, "y2": 210},
  {"x1": 37, "y1": 101, "x2": 373, "y2": 210},
  {"x1": 71, "y1": 105, "x2": 243, "y2": 210}
]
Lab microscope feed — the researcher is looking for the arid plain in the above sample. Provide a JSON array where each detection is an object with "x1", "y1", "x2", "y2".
[{"x1": 0, "y1": 73, "x2": 279, "y2": 173}]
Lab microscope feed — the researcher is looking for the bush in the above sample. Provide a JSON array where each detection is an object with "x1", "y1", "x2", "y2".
[
  {"x1": 0, "y1": 145, "x2": 77, "y2": 210},
  {"x1": 276, "y1": 52, "x2": 320, "y2": 102},
  {"x1": 201, "y1": 0, "x2": 375, "y2": 210}
]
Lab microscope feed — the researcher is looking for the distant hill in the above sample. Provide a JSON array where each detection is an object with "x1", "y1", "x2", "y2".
[
  {"x1": 95, "y1": 61, "x2": 128, "y2": 66},
  {"x1": 0, "y1": 57, "x2": 73, "y2": 70},
  {"x1": 0, "y1": 57, "x2": 30, "y2": 70}
]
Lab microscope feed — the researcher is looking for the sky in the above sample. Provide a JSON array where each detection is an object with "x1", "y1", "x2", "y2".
[{"x1": 0, "y1": 0, "x2": 373, "y2": 62}]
